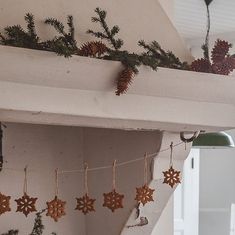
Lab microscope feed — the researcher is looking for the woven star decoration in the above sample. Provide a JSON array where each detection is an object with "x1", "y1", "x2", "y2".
[
  {"x1": 135, "y1": 184, "x2": 155, "y2": 205},
  {"x1": 75, "y1": 193, "x2": 96, "y2": 215},
  {"x1": 103, "y1": 189, "x2": 124, "y2": 212},
  {"x1": 163, "y1": 166, "x2": 181, "y2": 188},
  {"x1": 0, "y1": 192, "x2": 11, "y2": 215},
  {"x1": 46, "y1": 196, "x2": 66, "y2": 222},
  {"x1": 15, "y1": 193, "x2": 37, "y2": 217}
]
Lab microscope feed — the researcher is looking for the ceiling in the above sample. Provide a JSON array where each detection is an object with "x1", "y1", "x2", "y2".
[
  {"x1": 175, "y1": 0, "x2": 235, "y2": 40},
  {"x1": 174, "y1": 0, "x2": 235, "y2": 56}
]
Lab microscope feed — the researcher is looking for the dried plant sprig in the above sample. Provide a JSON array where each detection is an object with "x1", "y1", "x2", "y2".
[
  {"x1": 87, "y1": 7, "x2": 123, "y2": 50},
  {"x1": 44, "y1": 15, "x2": 78, "y2": 57}
]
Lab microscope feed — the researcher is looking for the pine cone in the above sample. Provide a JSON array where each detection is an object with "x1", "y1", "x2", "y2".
[
  {"x1": 211, "y1": 40, "x2": 232, "y2": 64},
  {"x1": 212, "y1": 56, "x2": 235, "y2": 75},
  {"x1": 78, "y1": 41, "x2": 107, "y2": 57},
  {"x1": 116, "y1": 67, "x2": 135, "y2": 96},
  {"x1": 190, "y1": 58, "x2": 212, "y2": 73}
]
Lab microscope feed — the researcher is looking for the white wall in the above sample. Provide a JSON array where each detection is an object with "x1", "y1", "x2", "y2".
[
  {"x1": 0, "y1": 123, "x2": 162, "y2": 235},
  {"x1": 199, "y1": 129, "x2": 235, "y2": 235},
  {"x1": 152, "y1": 197, "x2": 173, "y2": 235}
]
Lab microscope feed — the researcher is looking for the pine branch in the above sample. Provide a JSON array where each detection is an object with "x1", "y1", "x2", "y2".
[
  {"x1": 138, "y1": 40, "x2": 189, "y2": 70},
  {"x1": 87, "y1": 7, "x2": 123, "y2": 50},
  {"x1": 1, "y1": 209, "x2": 57, "y2": 235},
  {"x1": 67, "y1": 15, "x2": 75, "y2": 40},
  {"x1": 139, "y1": 53, "x2": 158, "y2": 71},
  {"x1": 0, "y1": 14, "x2": 41, "y2": 49},
  {"x1": 29, "y1": 209, "x2": 46, "y2": 235},
  {"x1": 45, "y1": 18, "x2": 65, "y2": 35},
  {"x1": 25, "y1": 13, "x2": 38, "y2": 41},
  {"x1": 1, "y1": 230, "x2": 19, "y2": 235},
  {"x1": 45, "y1": 16, "x2": 78, "y2": 57},
  {"x1": 104, "y1": 50, "x2": 140, "y2": 73}
]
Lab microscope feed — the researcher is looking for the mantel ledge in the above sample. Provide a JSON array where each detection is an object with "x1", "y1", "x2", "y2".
[{"x1": 0, "y1": 45, "x2": 235, "y2": 132}]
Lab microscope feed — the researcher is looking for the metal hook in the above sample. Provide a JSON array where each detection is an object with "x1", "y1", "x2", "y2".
[{"x1": 180, "y1": 131, "x2": 200, "y2": 143}]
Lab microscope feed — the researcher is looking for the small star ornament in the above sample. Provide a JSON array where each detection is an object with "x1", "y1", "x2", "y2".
[
  {"x1": 75, "y1": 193, "x2": 95, "y2": 215},
  {"x1": 103, "y1": 189, "x2": 124, "y2": 212},
  {"x1": 46, "y1": 196, "x2": 66, "y2": 222},
  {"x1": 135, "y1": 184, "x2": 155, "y2": 205},
  {"x1": 163, "y1": 166, "x2": 181, "y2": 188},
  {"x1": 0, "y1": 192, "x2": 11, "y2": 215},
  {"x1": 15, "y1": 193, "x2": 37, "y2": 217}
]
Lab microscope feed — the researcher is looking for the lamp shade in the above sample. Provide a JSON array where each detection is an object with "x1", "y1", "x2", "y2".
[{"x1": 192, "y1": 132, "x2": 234, "y2": 149}]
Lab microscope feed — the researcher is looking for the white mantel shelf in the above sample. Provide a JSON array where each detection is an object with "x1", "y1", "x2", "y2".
[{"x1": 0, "y1": 45, "x2": 235, "y2": 132}]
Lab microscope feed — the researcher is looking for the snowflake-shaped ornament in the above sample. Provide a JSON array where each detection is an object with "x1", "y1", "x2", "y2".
[
  {"x1": 75, "y1": 194, "x2": 95, "y2": 215},
  {"x1": 103, "y1": 189, "x2": 124, "y2": 212},
  {"x1": 15, "y1": 193, "x2": 37, "y2": 217},
  {"x1": 135, "y1": 184, "x2": 155, "y2": 205},
  {"x1": 163, "y1": 166, "x2": 181, "y2": 188},
  {"x1": 46, "y1": 196, "x2": 66, "y2": 222},
  {"x1": 0, "y1": 192, "x2": 11, "y2": 215}
]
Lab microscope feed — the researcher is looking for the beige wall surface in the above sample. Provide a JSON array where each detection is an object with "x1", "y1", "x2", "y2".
[
  {"x1": 0, "y1": 0, "x2": 192, "y2": 61},
  {"x1": 0, "y1": 123, "x2": 86, "y2": 234},
  {"x1": 0, "y1": 123, "x2": 162, "y2": 235}
]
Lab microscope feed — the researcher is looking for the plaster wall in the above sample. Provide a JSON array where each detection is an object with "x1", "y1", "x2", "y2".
[
  {"x1": 0, "y1": 123, "x2": 86, "y2": 234},
  {"x1": 158, "y1": 0, "x2": 175, "y2": 22},
  {"x1": 151, "y1": 197, "x2": 173, "y2": 235},
  {"x1": 0, "y1": 0, "x2": 192, "y2": 61},
  {"x1": 83, "y1": 128, "x2": 162, "y2": 235},
  {"x1": 0, "y1": 123, "x2": 162, "y2": 235}
]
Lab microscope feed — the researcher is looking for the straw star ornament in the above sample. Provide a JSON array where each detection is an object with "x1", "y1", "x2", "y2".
[
  {"x1": 0, "y1": 192, "x2": 11, "y2": 215},
  {"x1": 135, "y1": 153, "x2": 155, "y2": 205},
  {"x1": 46, "y1": 168, "x2": 66, "y2": 222},
  {"x1": 15, "y1": 166, "x2": 37, "y2": 217},
  {"x1": 103, "y1": 160, "x2": 124, "y2": 212},
  {"x1": 163, "y1": 142, "x2": 181, "y2": 188},
  {"x1": 46, "y1": 196, "x2": 66, "y2": 222},
  {"x1": 75, "y1": 163, "x2": 96, "y2": 215},
  {"x1": 163, "y1": 166, "x2": 181, "y2": 188}
]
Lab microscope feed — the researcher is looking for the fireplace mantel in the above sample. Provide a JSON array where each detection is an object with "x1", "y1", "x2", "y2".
[{"x1": 0, "y1": 45, "x2": 235, "y2": 132}]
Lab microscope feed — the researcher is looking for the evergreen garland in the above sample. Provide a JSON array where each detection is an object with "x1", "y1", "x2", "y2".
[
  {"x1": 1, "y1": 230, "x2": 19, "y2": 235},
  {"x1": 0, "y1": 8, "x2": 188, "y2": 95},
  {"x1": 1, "y1": 6, "x2": 228, "y2": 95},
  {"x1": 87, "y1": 7, "x2": 160, "y2": 95},
  {"x1": 138, "y1": 40, "x2": 189, "y2": 70},
  {"x1": 29, "y1": 209, "x2": 46, "y2": 235},
  {"x1": 44, "y1": 16, "x2": 77, "y2": 57},
  {"x1": 1, "y1": 210, "x2": 56, "y2": 235},
  {"x1": 87, "y1": 7, "x2": 123, "y2": 51},
  {"x1": 0, "y1": 13, "x2": 42, "y2": 50}
]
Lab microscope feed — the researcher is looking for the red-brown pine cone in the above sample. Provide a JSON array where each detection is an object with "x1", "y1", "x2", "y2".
[
  {"x1": 78, "y1": 41, "x2": 107, "y2": 57},
  {"x1": 212, "y1": 56, "x2": 235, "y2": 75},
  {"x1": 190, "y1": 58, "x2": 212, "y2": 73},
  {"x1": 211, "y1": 40, "x2": 232, "y2": 64},
  {"x1": 116, "y1": 67, "x2": 135, "y2": 96}
]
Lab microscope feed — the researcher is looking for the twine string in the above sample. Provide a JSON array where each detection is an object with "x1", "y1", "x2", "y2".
[
  {"x1": 144, "y1": 153, "x2": 148, "y2": 185},
  {"x1": 170, "y1": 142, "x2": 174, "y2": 167},
  {"x1": 55, "y1": 168, "x2": 59, "y2": 197},
  {"x1": 112, "y1": 160, "x2": 117, "y2": 191},
  {"x1": 84, "y1": 163, "x2": 89, "y2": 195},
  {"x1": 1, "y1": 142, "x2": 185, "y2": 174},
  {"x1": 23, "y1": 165, "x2": 28, "y2": 195}
]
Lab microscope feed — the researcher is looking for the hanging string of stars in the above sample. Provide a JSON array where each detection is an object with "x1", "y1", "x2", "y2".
[{"x1": 0, "y1": 131, "x2": 200, "y2": 222}]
